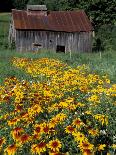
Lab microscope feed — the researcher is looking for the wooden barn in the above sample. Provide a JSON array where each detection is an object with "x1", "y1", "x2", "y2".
[{"x1": 9, "y1": 5, "x2": 94, "y2": 53}]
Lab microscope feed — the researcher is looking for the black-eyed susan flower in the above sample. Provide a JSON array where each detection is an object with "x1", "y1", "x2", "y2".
[
  {"x1": 82, "y1": 149, "x2": 93, "y2": 155},
  {"x1": 47, "y1": 139, "x2": 62, "y2": 152},
  {"x1": 72, "y1": 118, "x2": 84, "y2": 128},
  {"x1": 78, "y1": 141, "x2": 94, "y2": 152},
  {"x1": 42, "y1": 123, "x2": 50, "y2": 134},
  {"x1": 11, "y1": 127, "x2": 24, "y2": 142},
  {"x1": 88, "y1": 94, "x2": 100, "y2": 103},
  {"x1": 5, "y1": 144, "x2": 17, "y2": 155},
  {"x1": 31, "y1": 142, "x2": 46, "y2": 154},
  {"x1": 19, "y1": 134, "x2": 31, "y2": 144},
  {"x1": 94, "y1": 114, "x2": 108, "y2": 125},
  {"x1": 33, "y1": 124, "x2": 43, "y2": 136},
  {"x1": 8, "y1": 117, "x2": 20, "y2": 127},
  {"x1": 49, "y1": 118, "x2": 58, "y2": 128},
  {"x1": 65, "y1": 125, "x2": 76, "y2": 134},
  {"x1": 73, "y1": 132, "x2": 87, "y2": 143},
  {"x1": 88, "y1": 129, "x2": 99, "y2": 136}
]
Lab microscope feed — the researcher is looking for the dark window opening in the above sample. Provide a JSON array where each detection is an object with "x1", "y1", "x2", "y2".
[
  {"x1": 32, "y1": 43, "x2": 42, "y2": 51},
  {"x1": 32, "y1": 43, "x2": 42, "y2": 47},
  {"x1": 56, "y1": 45, "x2": 65, "y2": 53}
]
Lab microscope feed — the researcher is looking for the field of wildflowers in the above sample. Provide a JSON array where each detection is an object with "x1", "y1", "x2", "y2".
[{"x1": 0, "y1": 57, "x2": 116, "y2": 155}]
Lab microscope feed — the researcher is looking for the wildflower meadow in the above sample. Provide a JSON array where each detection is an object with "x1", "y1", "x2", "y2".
[{"x1": 0, "y1": 57, "x2": 116, "y2": 155}]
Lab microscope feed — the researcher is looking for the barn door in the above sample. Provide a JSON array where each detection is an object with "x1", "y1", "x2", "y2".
[{"x1": 56, "y1": 45, "x2": 65, "y2": 53}]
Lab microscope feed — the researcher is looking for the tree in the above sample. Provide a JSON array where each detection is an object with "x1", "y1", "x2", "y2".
[
  {"x1": 28, "y1": 0, "x2": 44, "y2": 5},
  {"x1": 12, "y1": 0, "x2": 29, "y2": 9}
]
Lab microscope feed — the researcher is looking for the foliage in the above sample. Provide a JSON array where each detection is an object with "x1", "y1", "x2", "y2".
[
  {"x1": 0, "y1": 57, "x2": 116, "y2": 155},
  {"x1": 94, "y1": 25, "x2": 116, "y2": 51},
  {"x1": 27, "y1": 0, "x2": 70, "y2": 10},
  {"x1": 28, "y1": 0, "x2": 44, "y2": 5},
  {"x1": 11, "y1": 0, "x2": 29, "y2": 9}
]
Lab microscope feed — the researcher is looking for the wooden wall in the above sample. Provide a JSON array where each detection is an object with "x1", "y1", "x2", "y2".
[{"x1": 15, "y1": 30, "x2": 92, "y2": 52}]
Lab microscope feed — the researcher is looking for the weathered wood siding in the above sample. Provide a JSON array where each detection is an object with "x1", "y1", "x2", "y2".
[{"x1": 15, "y1": 30, "x2": 93, "y2": 52}]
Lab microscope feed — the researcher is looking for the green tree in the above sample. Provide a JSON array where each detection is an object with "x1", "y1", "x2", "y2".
[
  {"x1": 12, "y1": 0, "x2": 28, "y2": 9},
  {"x1": 28, "y1": 0, "x2": 44, "y2": 5}
]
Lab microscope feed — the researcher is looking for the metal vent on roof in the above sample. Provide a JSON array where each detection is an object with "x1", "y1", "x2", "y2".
[{"x1": 27, "y1": 5, "x2": 47, "y2": 11}]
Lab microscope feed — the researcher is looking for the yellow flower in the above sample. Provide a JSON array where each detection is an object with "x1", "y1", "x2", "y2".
[
  {"x1": 11, "y1": 127, "x2": 24, "y2": 142},
  {"x1": 105, "y1": 79, "x2": 110, "y2": 84},
  {"x1": 8, "y1": 117, "x2": 20, "y2": 127},
  {"x1": 75, "y1": 102, "x2": 85, "y2": 107},
  {"x1": 73, "y1": 132, "x2": 87, "y2": 143},
  {"x1": 88, "y1": 95, "x2": 100, "y2": 103},
  {"x1": 85, "y1": 111, "x2": 92, "y2": 115},
  {"x1": 78, "y1": 141, "x2": 94, "y2": 152},
  {"x1": 94, "y1": 114, "x2": 108, "y2": 125},
  {"x1": 47, "y1": 139, "x2": 62, "y2": 152},
  {"x1": 82, "y1": 149, "x2": 94, "y2": 155},
  {"x1": 28, "y1": 104, "x2": 42, "y2": 117},
  {"x1": 59, "y1": 101, "x2": 68, "y2": 108},
  {"x1": 88, "y1": 129, "x2": 99, "y2": 136},
  {"x1": 98, "y1": 144, "x2": 106, "y2": 151},
  {"x1": 31, "y1": 142, "x2": 46, "y2": 155},
  {"x1": 107, "y1": 153, "x2": 111, "y2": 155},
  {"x1": 72, "y1": 118, "x2": 84, "y2": 128},
  {"x1": 19, "y1": 134, "x2": 31, "y2": 144},
  {"x1": 5, "y1": 144, "x2": 17, "y2": 155},
  {"x1": 112, "y1": 144, "x2": 116, "y2": 149},
  {"x1": 65, "y1": 125, "x2": 76, "y2": 134}
]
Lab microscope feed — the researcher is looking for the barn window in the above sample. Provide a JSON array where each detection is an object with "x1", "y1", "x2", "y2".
[
  {"x1": 32, "y1": 43, "x2": 42, "y2": 47},
  {"x1": 32, "y1": 43, "x2": 42, "y2": 51},
  {"x1": 56, "y1": 45, "x2": 65, "y2": 53}
]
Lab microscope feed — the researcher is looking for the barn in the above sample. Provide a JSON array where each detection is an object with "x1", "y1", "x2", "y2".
[{"x1": 9, "y1": 5, "x2": 94, "y2": 53}]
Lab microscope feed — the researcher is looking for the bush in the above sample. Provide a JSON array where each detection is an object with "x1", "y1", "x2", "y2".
[{"x1": 93, "y1": 25, "x2": 116, "y2": 51}]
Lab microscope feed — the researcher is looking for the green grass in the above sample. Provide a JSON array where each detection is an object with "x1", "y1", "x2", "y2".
[
  {"x1": 0, "y1": 13, "x2": 11, "y2": 48},
  {"x1": 0, "y1": 13, "x2": 116, "y2": 84}
]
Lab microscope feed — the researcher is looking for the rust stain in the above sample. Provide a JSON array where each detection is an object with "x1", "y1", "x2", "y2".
[{"x1": 12, "y1": 9, "x2": 93, "y2": 32}]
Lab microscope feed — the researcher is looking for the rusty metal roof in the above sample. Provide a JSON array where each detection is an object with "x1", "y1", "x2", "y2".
[{"x1": 12, "y1": 9, "x2": 93, "y2": 32}]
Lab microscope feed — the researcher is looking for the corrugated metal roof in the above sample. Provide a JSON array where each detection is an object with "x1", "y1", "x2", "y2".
[{"x1": 12, "y1": 9, "x2": 93, "y2": 32}]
